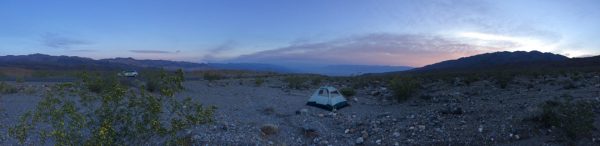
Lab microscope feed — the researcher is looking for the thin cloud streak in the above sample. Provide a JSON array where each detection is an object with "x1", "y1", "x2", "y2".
[
  {"x1": 130, "y1": 50, "x2": 178, "y2": 54},
  {"x1": 40, "y1": 33, "x2": 91, "y2": 49},
  {"x1": 230, "y1": 33, "x2": 509, "y2": 67}
]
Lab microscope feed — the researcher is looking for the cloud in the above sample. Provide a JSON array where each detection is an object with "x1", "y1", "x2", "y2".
[
  {"x1": 41, "y1": 33, "x2": 91, "y2": 49},
  {"x1": 202, "y1": 40, "x2": 237, "y2": 62},
  {"x1": 130, "y1": 50, "x2": 178, "y2": 54},
  {"x1": 230, "y1": 33, "x2": 509, "y2": 67}
]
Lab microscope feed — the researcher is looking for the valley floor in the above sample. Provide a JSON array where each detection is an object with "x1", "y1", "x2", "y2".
[{"x1": 1, "y1": 76, "x2": 600, "y2": 145}]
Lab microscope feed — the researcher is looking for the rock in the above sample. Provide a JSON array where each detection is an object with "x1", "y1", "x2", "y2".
[
  {"x1": 393, "y1": 132, "x2": 401, "y2": 137},
  {"x1": 515, "y1": 134, "x2": 520, "y2": 140},
  {"x1": 478, "y1": 126, "x2": 483, "y2": 133},
  {"x1": 356, "y1": 137, "x2": 364, "y2": 144},
  {"x1": 345, "y1": 129, "x2": 350, "y2": 134},
  {"x1": 319, "y1": 140, "x2": 329, "y2": 145},
  {"x1": 300, "y1": 108, "x2": 309, "y2": 115},
  {"x1": 260, "y1": 124, "x2": 279, "y2": 136},
  {"x1": 418, "y1": 125, "x2": 426, "y2": 130},
  {"x1": 191, "y1": 135, "x2": 201, "y2": 142},
  {"x1": 376, "y1": 139, "x2": 382, "y2": 145},
  {"x1": 361, "y1": 130, "x2": 369, "y2": 138},
  {"x1": 371, "y1": 90, "x2": 381, "y2": 96},
  {"x1": 318, "y1": 113, "x2": 325, "y2": 117}
]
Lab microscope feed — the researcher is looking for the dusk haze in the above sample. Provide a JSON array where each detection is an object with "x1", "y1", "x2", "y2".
[{"x1": 1, "y1": 0, "x2": 600, "y2": 145}]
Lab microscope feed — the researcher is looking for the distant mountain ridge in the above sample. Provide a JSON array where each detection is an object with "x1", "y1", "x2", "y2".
[
  {"x1": 415, "y1": 51, "x2": 569, "y2": 71},
  {"x1": 0, "y1": 54, "x2": 411, "y2": 75},
  {"x1": 300, "y1": 65, "x2": 413, "y2": 76},
  {"x1": 0, "y1": 54, "x2": 134, "y2": 70}
]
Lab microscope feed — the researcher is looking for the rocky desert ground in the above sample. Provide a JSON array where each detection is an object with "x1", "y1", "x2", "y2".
[{"x1": 1, "y1": 73, "x2": 600, "y2": 145}]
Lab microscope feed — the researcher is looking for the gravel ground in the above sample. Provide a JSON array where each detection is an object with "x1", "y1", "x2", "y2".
[{"x1": 1, "y1": 75, "x2": 600, "y2": 145}]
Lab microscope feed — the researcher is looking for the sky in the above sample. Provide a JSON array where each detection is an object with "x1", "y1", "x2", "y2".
[{"x1": 0, "y1": 0, "x2": 599, "y2": 67}]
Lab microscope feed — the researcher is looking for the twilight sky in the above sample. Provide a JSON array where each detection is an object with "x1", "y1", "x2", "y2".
[{"x1": 0, "y1": 0, "x2": 599, "y2": 67}]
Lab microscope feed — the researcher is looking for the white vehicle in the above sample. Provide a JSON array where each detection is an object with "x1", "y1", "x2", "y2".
[{"x1": 118, "y1": 70, "x2": 138, "y2": 77}]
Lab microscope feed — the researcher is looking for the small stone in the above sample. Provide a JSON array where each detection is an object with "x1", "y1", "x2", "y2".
[
  {"x1": 376, "y1": 139, "x2": 382, "y2": 145},
  {"x1": 191, "y1": 135, "x2": 201, "y2": 141},
  {"x1": 356, "y1": 137, "x2": 364, "y2": 144},
  {"x1": 515, "y1": 134, "x2": 520, "y2": 140},
  {"x1": 394, "y1": 142, "x2": 400, "y2": 146},
  {"x1": 318, "y1": 113, "x2": 324, "y2": 117},
  {"x1": 418, "y1": 125, "x2": 426, "y2": 130},
  {"x1": 345, "y1": 129, "x2": 350, "y2": 134},
  {"x1": 268, "y1": 141, "x2": 274, "y2": 145},
  {"x1": 361, "y1": 130, "x2": 369, "y2": 138},
  {"x1": 478, "y1": 126, "x2": 483, "y2": 133},
  {"x1": 393, "y1": 132, "x2": 401, "y2": 137}
]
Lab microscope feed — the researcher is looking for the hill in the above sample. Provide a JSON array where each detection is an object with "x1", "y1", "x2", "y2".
[{"x1": 416, "y1": 51, "x2": 569, "y2": 71}]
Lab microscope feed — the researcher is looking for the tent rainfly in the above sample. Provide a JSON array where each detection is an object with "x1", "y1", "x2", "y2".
[{"x1": 306, "y1": 86, "x2": 349, "y2": 111}]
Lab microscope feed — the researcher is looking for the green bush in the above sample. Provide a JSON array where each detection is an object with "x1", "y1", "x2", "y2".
[
  {"x1": 493, "y1": 73, "x2": 513, "y2": 89},
  {"x1": 9, "y1": 69, "x2": 214, "y2": 145},
  {"x1": 0, "y1": 81, "x2": 18, "y2": 94},
  {"x1": 15, "y1": 77, "x2": 25, "y2": 83},
  {"x1": 203, "y1": 72, "x2": 223, "y2": 82},
  {"x1": 144, "y1": 69, "x2": 185, "y2": 96},
  {"x1": 538, "y1": 98, "x2": 595, "y2": 139},
  {"x1": 389, "y1": 77, "x2": 420, "y2": 102},
  {"x1": 284, "y1": 76, "x2": 307, "y2": 89},
  {"x1": 254, "y1": 78, "x2": 265, "y2": 86},
  {"x1": 310, "y1": 77, "x2": 322, "y2": 86},
  {"x1": 339, "y1": 87, "x2": 356, "y2": 97}
]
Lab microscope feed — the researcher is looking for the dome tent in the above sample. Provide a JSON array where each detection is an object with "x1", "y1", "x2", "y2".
[{"x1": 306, "y1": 86, "x2": 349, "y2": 111}]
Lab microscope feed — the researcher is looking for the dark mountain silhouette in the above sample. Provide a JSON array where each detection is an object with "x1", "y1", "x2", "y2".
[
  {"x1": 415, "y1": 51, "x2": 569, "y2": 71},
  {"x1": 102, "y1": 58, "x2": 209, "y2": 71},
  {"x1": 298, "y1": 65, "x2": 413, "y2": 76},
  {"x1": 0, "y1": 54, "x2": 134, "y2": 70}
]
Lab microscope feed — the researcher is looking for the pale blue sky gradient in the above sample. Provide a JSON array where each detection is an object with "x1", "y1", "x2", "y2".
[{"x1": 1, "y1": 0, "x2": 599, "y2": 66}]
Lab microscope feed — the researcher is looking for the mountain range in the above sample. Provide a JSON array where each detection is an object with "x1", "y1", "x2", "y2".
[
  {"x1": 3, "y1": 51, "x2": 597, "y2": 76},
  {"x1": 0, "y1": 54, "x2": 412, "y2": 75}
]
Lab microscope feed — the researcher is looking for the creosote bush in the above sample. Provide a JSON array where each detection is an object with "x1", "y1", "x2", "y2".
[
  {"x1": 203, "y1": 72, "x2": 223, "y2": 82},
  {"x1": 537, "y1": 97, "x2": 595, "y2": 139},
  {"x1": 339, "y1": 87, "x2": 356, "y2": 97},
  {"x1": 389, "y1": 77, "x2": 420, "y2": 102},
  {"x1": 0, "y1": 81, "x2": 18, "y2": 94},
  {"x1": 8, "y1": 69, "x2": 215, "y2": 145},
  {"x1": 144, "y1": 69, "x2": 185, "y2": 96},
  {"x1": 254, "y1": 78, "x2": 265, "y2": 86},
  {"x1": 284, "y1": 76, "x2": 307, "y2": 89}
]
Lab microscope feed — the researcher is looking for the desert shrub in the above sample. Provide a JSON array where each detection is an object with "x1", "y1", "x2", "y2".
[
  {"x1": 538, "y1": 98, "x2": 595, "y2": 139},
  {"x1": 284, "y1": 76, "x2": 307, "y2": 89},
  {"x1": 562, "y1": 81, "x2": 578, "y2": 90},
  {"x1": 339, "y1": 87, "x2": 356, "y2": 97},
  {"x1": 493, "y1": 73, "x2": 514, "y2": 89},
  {"x1": 463, "y1": 75, "x2": 480, "y2": 86},
  {"x1": 254, "y1": 78, "x2": 265, "y2": 86},
  {"x1": 389, "y1": 77, "x2": 420, "y2": 102},
  {"x1": 15, "y1": 76, "x2": 25, "y2": 83},
  {"x1": 78, "y1": 72, "x2": 119, "y2": 93},
  {"x1": 0, "y1": 81, "x2": 18, "y2": 94},
  {"x1": 145, "y1": 69, "x2": 185, "y2": 96},
  {"x1": 310, "y1": 77, "x2": 322, "y2": 86},
  {"x1": 9, "y1": 70, "x2": 214, "y2": 145},
  {"x1": 203, "y1": 72, "x2": 223, "y2": 82}
]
